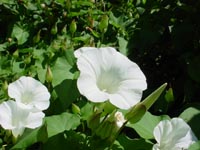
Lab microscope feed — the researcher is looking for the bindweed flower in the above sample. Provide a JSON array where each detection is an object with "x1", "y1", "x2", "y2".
[
  {"x1": 74, "y1": 47, "x2": 147, "y2": 110},
  {"x1": 153, "y1": 118, "x2": 197, "y2": 150},
  {"x1": 8, "y1": 76, "x2": 50, "y2": 111},
  {"x1": 0, "y1": 100, "x2": 45, "y2": 138}
]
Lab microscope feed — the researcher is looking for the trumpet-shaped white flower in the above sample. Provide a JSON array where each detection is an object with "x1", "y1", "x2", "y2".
[
  {"x1": 153, "y1": 118, "x2": 197, "y2": 150},
  {"x1": 8, "y1": 76, "x2": 50, "y2": 111},
  {"x1": 74, "y1": 47, "x2": 147, "y2": 109},
  {"x1": 0, "y1": 100, "x2": 45, "y2": 137}
]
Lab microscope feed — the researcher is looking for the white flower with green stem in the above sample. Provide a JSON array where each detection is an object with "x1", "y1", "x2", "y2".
[{"x1": 74, "y1": 47, "x2": 147, "y2": 110}]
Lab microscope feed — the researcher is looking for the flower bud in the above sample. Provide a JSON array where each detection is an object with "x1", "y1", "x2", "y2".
[
  {"x1": 125, "y1": 103, "x2": 146, "y2": 124},
  {"x1": 71, "y1": 103, "x2": 80, "y2": 114},
  {"x1": 51, "y1": 23, "x2": 58, "y2": 35},
  {"x1": 165, "y1": 87, "x2": 174, "y2": 103},
  {"x1": 45, "y1": 66, "x2": 53, "y2": 83},
  {"x1": 99, "y1": 15, "x2": 109, "y2": 33},
  {"x1": 87, "y1": 111, "x2": 101, "y2": 131},
  {"x1": 7, "y1": 38, "x2": 12, "y2": 43},
  {"x1": 40, "y1": 3, "x2": 46, "y2": 9},
  {"x1": 24, "y1": 56, "x2": 31, "y2": 64},
  {"x1": 33, "y1": 30, "x2": 41, "y2": 44},
  {"x1": 141, "y1": 83, "x2": 167, "y2": 110},
  {"x1": 70, "y1": 20, "x2": 77, "y2": 34},
  {"x1": 61, "y1": 25, "x2": 67, "y2": 34},
  {"x1": 95, "y1": 111, "x2": 126, "y2": 141},
  {"x1": 13, "y1": 49, "x2": 19, "y2": 59},
  {"x1": 2, "y1": 80, "x2": 8, "y2": 92}
]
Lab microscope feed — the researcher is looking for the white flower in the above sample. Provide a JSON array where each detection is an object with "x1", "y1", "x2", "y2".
[
  {"x1": 8, "y1": 76, "x2": 50, "y2": 111},
  {"x1": 0, "y1": 100, "x2": 45, "y2": 137},
  {"x1": 153, "y1": 118, "x2": 197, "y2": 150},
  {"x1": 74, "y1": 47, "x2": 147, "y2": 109}
]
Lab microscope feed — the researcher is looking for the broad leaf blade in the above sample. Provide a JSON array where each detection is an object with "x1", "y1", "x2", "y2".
[{"x1": 45, "y1": 112, "x2": 80, "y2": 138}]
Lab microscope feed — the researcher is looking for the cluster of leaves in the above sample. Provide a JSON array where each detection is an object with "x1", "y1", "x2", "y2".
[{"x1": 0, "y1": 0, "x2": 200, "y2": 149}]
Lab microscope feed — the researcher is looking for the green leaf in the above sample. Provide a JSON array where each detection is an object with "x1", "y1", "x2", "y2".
[
  {"x1": 51, "y1": 57, "x2": 75, "y2": 87},
  {"x1": 11, "y1": 125, "x2": 48, "y2": 149},
  {"x1": 11, "y1": 24, "x2": 29, "y2": 45},
  {"x1": 117, "y1": 37, "x2": 128, "y2": 56},
  {"x1": 126, "y1": 111, "x2": 169, "y2": 139},
  {"x1": 117, "y1": 135, "x2": 153, "y2": 150},
  {"x1": 0, "y1": 43, "x2": 7, "y2": 51},
  {"x1": 179, "y1": 106, "x2": 200, "y2": 139},
  {"x1": 54, "y1": 79, "x2": 80, "y2": 109},
  {"x1": 64, "y1": 49, "x2": 76, "y2": 66},
  {"x1": 141, "y1": 83, "x2": 167, "y2": 110},
  {"x1": 80, "y1": 102, "x2": 94, "y2": 120},
  {"x1": 45, "y1": 112, "x2": 80, "y2": 138},
  {"x1": 42, "y1": 131, "x2": 88, "y2": 150},
  {"x1": 189, "y1": 141, "x2": 200, "y2": 150}
]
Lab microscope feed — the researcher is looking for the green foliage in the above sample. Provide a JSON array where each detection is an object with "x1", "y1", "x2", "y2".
[
  {"x1": 0, "y1": 0, "x2": 200, "y2": 149},
  {"x1": 126, "y1": 111, "x2": 169, "y2": 139}
]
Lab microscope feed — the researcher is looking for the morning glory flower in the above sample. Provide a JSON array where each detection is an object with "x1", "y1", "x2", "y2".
[
  {"x1": 0, "y1": 100, "x2": 45, "y2": 138},
  {"x1": 8, "y1": 76, "x2": 50, "y2": 111},
  {"x1": 74, "y1": 47, "x2": 147, "y2": 109},
  {"x1": 153, "y1": 118, "x2": 197, "y2": 150}
]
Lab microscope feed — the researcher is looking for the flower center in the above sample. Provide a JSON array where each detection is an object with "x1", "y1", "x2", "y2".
[
  {"x1": 97, "y1": 68, "x2": 122, "y2": 94},
  {"x1": 21, "y1": 91, "x2": 33, "y2": 104}
]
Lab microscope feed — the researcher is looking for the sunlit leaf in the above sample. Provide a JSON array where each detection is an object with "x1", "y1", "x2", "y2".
[
  {"x1": 11, "y1": 24, "x2": 29, "y2": 45},
  {"x1": 126, "y1": 111, "x2": 169, "y2": 139},
  {"x1": 117, "y1": 134, "x2": 153, "y2": 150},
  {"x1": 189, "y1": 141, "x2": 200, "y2": 150},
  {"x1": 45, "y1": 112, "x2": 80, "y2": 138},
  {"x1": 11, "y1": 125, "x2": 48, "y2": 149},
  {"x1": 51, "y1": 57, "x2": 75, "y2": 87},
  {"x1": 179, "y1": 106, "x2": 200, "y2": 139}
]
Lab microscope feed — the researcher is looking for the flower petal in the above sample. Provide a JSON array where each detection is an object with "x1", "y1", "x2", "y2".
[
  {"x1": 0, "y1": 100, "x2": 15, "y2": 129},
  {"x1": 25, "y1": 111, "x2": 45, "y2": 129},
  {"x1": 109, "y1": 89, "x2": 143, "y2": 109},
  {"x1": 153, "y1": 118, "x2": 197, "y2": 150},
  {"x1": 74, "y1": 47, "x2": 147, "y2": 109},
  {"x1": 12, "y1": 126, "x2": 25, "y2": 138},
  {"x1": 8, "y1": 76, "x2": 50, "y2": 110},
  {"x1": 77, "y1": 74, "x2": 109, "y2": 102}
]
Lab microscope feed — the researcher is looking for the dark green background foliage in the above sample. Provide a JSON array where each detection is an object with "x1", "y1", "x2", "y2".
[{"x1": 0, "y1": 0, "x2": 200, "y2": 149}]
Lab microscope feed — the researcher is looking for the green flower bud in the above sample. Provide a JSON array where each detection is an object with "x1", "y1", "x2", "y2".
[
  {"x1": 70, "y1": 20, "x2": 77, "y2": 34},
  {"x1": 72, "y1": 103, "x2": 80, "y2": 114},
  {"x1": 165, "y1": 87, "x2": 174, "y2": 103},
  {"x1": 45, "y1": 66, "x2": 53, "y2": 83},
  {"x1": 125, "y1": 103, "x2": 146, "y2": 124},
  {"x1": 13, "y1": 49, "x2": 19, "y2": 59},
  {"x1": 51, "y1": 23, "x2": 58, "y2": 35},
  {"x1": 95, "y1": 119, "x2": 114, "y2": 139},
  {"x1": 61, "y1": 25, "x2": 67, "y2": 34},
  {"x1": 2, "y1": 80, "x2": 8, "y2": 92},
  {"x1": 99, "y1": 15, "x2": 109, "y2": 33},
  {"x1": 141, "y1": 83, "x2": 167, "y2": 110},
  {"x1": 24, "y1": 56, "x2": 31, "y2": 64},
  {"x1": 87, "y1": 111, "x2": 101, "y2": 131},
  {"x1": 95, "y1": 111, "x2": 126, "y2": 141},
  {"x1": 33, "y1": 30, "x2": 41, "y2": 44}
]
